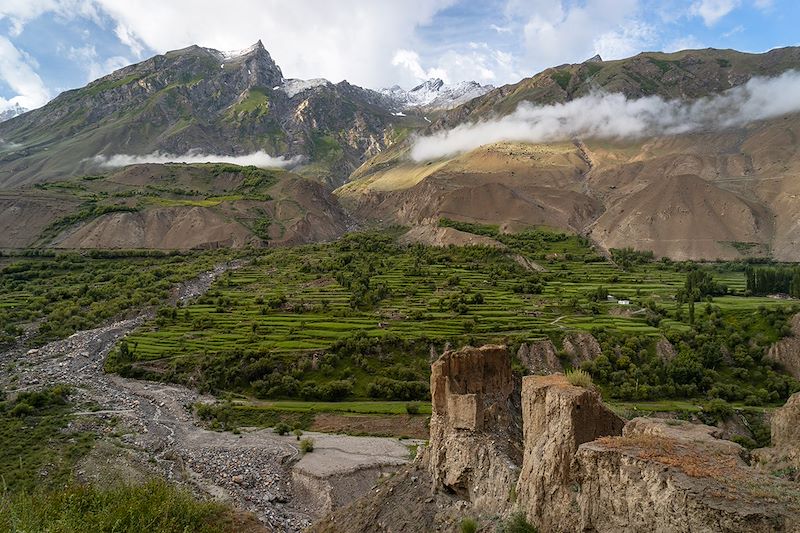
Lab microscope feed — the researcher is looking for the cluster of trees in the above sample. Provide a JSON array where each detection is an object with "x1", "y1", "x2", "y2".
[
  {"x1": 610, "y1": 247, "x2": 654, "y2": 270},
  {"x1": 745, "y1": 265, "x2": 800, "y2": 297},
  {"x1": 1, "y1": 255, "x2": 214, "y2": 348},
  {"x1": 581, "y1": 305, "x2": 799, "y2": 404}
]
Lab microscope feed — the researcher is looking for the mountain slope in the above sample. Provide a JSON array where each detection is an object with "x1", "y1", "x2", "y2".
[
  {"x1": 432, "y1": 46, "x2": 800, "y2": 129},
  {"x1": 0, "y1": 163, "x2": 348, "y2": 249},
  {"x1": 0, "y1": 41, "x2": 421, "y2": 188},
  {"x1": 341, "y1": 47, "x2": 800, "y2": 260}
]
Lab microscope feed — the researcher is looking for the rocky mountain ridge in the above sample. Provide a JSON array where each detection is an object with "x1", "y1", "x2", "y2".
[
  {"x1": 380, "y1": 78, "x2": 493, "y2": 111},
  {"x1": 0, "y1": 40, "x2": 419, "y2": 188}
]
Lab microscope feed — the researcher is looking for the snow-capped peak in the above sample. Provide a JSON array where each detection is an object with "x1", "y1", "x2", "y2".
[
  {"x1": 0, "y1": 103, "x2": 27, "y2": 122},
  {"x1": 380, "y1": 78, "x2": 493, "y2": 111}
]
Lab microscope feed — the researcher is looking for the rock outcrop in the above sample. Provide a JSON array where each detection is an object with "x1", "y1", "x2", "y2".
[
  {"x1": 577, "y1": 420, "x2": 799, "y2": 532},
  {"x1": 562, "y1": 332, "x2": 602, "y2": 365},
  {"x1": 516, "y1": 375, "x2": 624, "y2": 531},
  {"x1": 754, "y1": 391, "x2": 800, "y2": 479},
  {"x1": 426, "y1": 345, "x2": 521, "y2": 514},
  {"x1": 767, "y1": 314, "x2": 800, "y2": 379},
  {"x1": 516, "y1": 340, "x2": 562, "y2": 374},
  {"x1": 311, "y1": 345, "x2": 800, "y2": 533}
]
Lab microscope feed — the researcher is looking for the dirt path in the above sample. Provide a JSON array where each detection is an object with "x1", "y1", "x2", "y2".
[{"x1": 0, "y1": 262, "x2": 412, "y2": 532}]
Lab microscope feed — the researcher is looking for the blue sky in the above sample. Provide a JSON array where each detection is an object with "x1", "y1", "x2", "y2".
[{"x1": 0, "y1": 0, "x2": 797, "y2": 112}]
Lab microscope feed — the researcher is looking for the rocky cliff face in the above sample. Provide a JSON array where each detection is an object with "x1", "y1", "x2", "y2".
[
  {"x1": 516, "y1": 340, "x2": 562, "y2": 374},
  {"x1": 426, "y1": 345, "x2": 522, "y2": 514},
  {"x1": 516, "y1": 375, "x2": 624, "y2": 531}
]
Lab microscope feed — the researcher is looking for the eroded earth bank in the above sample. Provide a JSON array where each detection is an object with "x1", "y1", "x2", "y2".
[{"x1": 313, "y1": 345, "x2": 800, "y2": 532}]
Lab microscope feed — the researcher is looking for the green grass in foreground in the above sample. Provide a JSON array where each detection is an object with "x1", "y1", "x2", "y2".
[{"x1": 0, "y1": 480, "x2": 252, "y2": 533}]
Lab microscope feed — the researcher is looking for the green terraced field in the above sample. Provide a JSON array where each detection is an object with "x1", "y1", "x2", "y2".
[{"x1": 103, "y1": 227, "x2": 798, "y2": 406}]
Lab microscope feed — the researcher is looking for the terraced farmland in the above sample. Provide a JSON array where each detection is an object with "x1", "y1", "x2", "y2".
[{"x1": 105, "y1": 226, "x2": 798, "y2": 407}]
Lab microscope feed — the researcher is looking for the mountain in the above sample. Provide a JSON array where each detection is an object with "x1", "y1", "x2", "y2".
[
  {"x1": 0, "y1": 103, "x2": 27, "y2": 122},
  {"x1": 0, "y1": 41, "x2": 421, "y2": 188},
  {"x1": 380, "y1": 78, "x2": 493, "y2": 111},
  {"x1": 431, "y1": 46, "x2": 800, "y2": 128},
  {"x1": 340, "y1": 47, "x2": 800, "y2": 261}
]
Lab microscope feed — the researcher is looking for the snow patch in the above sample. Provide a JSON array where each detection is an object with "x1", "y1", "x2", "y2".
[
  {"x1": 277, "y1": 78, "x2": 331, "y2": 98},
  {"x1": 380, "y1": 78, "x2": 493, "y2": 110},
  {"x1": 219, "y1": 42, "x2": 263, "y2": 61}
]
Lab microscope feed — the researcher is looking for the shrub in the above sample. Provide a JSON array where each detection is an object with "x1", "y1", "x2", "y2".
[
  {"x1": 702, "y1": 398, "x2": 733, "y2": 422},
  {"x1": 293, "y1": 428, "x2": 304, "y2": 440},
  {"x1": 300, "y1": 437, "x2": 314, "y2": 454},
  {"x1": 565, "y1": 368, "x2": 593, "y2": 389},
  {"x1": 405, "y1": 402, "x2": 421, "y2": 415},
  {"x1": 273, "y1": 422, "x2": 291, "y2": 436},
  {"x1": 9, "y1": 401, "x2": 33, "y2": 417},
  {"x1": 460, "y1": 518, "x2": 478, "y2": 533},
  {"x1": 500, "y1": 512, "x2": 538, "y2": 533}
]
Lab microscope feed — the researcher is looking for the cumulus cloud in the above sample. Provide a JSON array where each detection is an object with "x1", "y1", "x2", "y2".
[
  {"x1": 410, "y1": 70, "x2": 800, "y2": 161},
  {"x1": 514, "y1": 0, "x2": 651, "y2": 72},
  {"x1": 0, "y1": 36, "x2": 50, "y2": 111},
  {"x1": 91, "y1": 0, "x2": 456, "y2": 89},
  {"x1": 690, "y1": 0, "x2": 740, "y2": 26},
  {"x1": 91, "y1": 150, "x2": 303, "y2": 168}
]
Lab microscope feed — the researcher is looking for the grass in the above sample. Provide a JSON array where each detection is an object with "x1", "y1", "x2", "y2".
[
  {"x1": 229, "y1": 87, "x2": 270, "y2": 117},
  {"x1": 0, "y1": 479, "x2": 255, "y2": 533},
  {"x1": 0, "y1": 386, "x2": 93, "y2": 493},
  {"x1": 565, "y1": 368, "x2": 593, "y2": 388}
]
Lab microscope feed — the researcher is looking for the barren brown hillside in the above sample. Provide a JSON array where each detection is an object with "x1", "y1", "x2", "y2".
[{"x1": 340, "y1": 112, "x2": 800, "y2": 260}]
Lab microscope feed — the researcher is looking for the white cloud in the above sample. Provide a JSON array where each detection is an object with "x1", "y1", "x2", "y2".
[
  {"x1": 0, "y1": 36, "x2": 50, "y2": 111},
  {"x1": 91, "y1": 150, "x2": 303, "y2": 168},
  {"x1": 690, "y1": 0, "x2": 740, "y2": 26},
  {"x1": 410, "y1": 70, "x2": 800, "y2": 160},
  {"x1": 0, "y1": 0, "x2": 101, "y2": 34},
  {"x1": 393, "y1": 43, "x2": 521, "y2": 87},
  {"x1": 113, "y1": 23, "x2": 145, "y2": 59},
  {"x1": 392, "y1": 49, "x2": 449, "y2": 84},
  {"x1": 593, "y1": 20, "x2": 657, "y2": 59},
  {"x1": 753, "y1": 0, "x2": 773, "y2": 9},
  {"x1": 663, "y1": 35, "x2": 706, "y2": 52},
  {"x1": 516, "y1": 0, "x2": 650, "y2": 72},
  {"x1": 65, "y1": 44, "x2": 129, "y2": 82},
  {"x1": 87, "y1": 0, "x2": 456, "y2": 89},
  {"x1": 490, "y1": 24, "x2": 512, "y2": 33}
]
